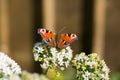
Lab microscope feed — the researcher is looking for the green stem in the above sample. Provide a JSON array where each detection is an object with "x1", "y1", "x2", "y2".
[
  {"x1": 43, "y1": 45, "x2": 50, "y2": 75},
  {"x1": 44, "y1": 66, "x2": 50, "y2": 75},
  {"x1": 43, "y1": 45, "x2": 49, "y2": 54}
]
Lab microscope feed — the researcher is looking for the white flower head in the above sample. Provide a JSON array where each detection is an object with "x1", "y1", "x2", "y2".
[
  {"x1": 72, "y1": 53, "x2": 110, "y2": 80},
  {"x1": 0, "y1": 52, "x2": 21, "y2": 79},
  {"x1": 33, "y1": 42, "x2": 73, "y2": 70}
]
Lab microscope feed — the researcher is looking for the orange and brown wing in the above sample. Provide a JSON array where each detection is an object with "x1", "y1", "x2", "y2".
[
  {"x1": 57, "y1": 33, "x2": 78, "y2": 48},
  {"x1": 38, "y1": 28, "x2": 56, "y2": 47}
]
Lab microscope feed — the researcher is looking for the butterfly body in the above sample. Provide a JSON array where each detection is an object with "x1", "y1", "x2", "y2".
[{"x1": 38, "y1": 28, "x2": 78, "y2": 48}]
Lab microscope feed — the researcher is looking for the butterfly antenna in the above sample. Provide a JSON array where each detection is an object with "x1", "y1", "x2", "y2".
[
  {"x1": 46, "y1": 26, "x2": 56, "y2": 32},
  {"x1": 58, "y1": 26, "x2": 66, "y2": 34}
]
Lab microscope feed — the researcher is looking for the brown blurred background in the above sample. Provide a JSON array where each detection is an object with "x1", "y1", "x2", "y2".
[{"x1": 0, "y1": 0, "x2": 120, "y2": 73}]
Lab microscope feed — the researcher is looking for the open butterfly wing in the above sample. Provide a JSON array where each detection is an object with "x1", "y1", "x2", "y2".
[
  {"x1": 57, "y1": 33, "x2": 78, "y2": 48},
  {"x1": 38, "y1": 28, "x2": 56, "y2": 47}
]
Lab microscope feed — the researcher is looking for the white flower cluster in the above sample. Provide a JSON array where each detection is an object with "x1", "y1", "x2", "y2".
[
  {"x1": 72, "y1": 52, "x2": 110, "y2": 80},
  {"x1": 1, "y1": 71, "x2": 50, "y2": 80},
  {"x1": 0, "y1": 52, "x2": 21, "y2": 79},
  {"x1": 50, "y1": 46, "x2": 73, "y2": 70},
  {"x1": 33, "y1": 42, "x2": 73, "y2": 70}
]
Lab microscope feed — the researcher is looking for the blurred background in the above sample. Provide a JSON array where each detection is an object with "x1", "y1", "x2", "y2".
[{"x1": 0, "y1": 0, "x2": 120, "y2": 78}]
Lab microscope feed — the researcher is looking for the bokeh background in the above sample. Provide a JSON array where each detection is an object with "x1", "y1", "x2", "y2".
[{"x1": 0, "y1": 0, "x2": 120, "y2": 78}]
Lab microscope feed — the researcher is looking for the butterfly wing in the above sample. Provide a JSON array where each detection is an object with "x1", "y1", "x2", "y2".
[
  {"x1": 57, "y1": 33, "x2": 78, "y2": 48},
  {"x1": 38, "y1": 28, "x2": 56, "y2": 47}
]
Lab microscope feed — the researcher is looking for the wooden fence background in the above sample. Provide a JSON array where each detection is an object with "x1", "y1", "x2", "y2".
[{"x1": 0, "y1": 0, "x2": 120, "y2": 72}]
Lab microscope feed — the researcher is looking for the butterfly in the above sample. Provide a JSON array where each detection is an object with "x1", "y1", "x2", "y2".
[{"x1": 37, "y1": 28, "x2": 78, "y2": 48}]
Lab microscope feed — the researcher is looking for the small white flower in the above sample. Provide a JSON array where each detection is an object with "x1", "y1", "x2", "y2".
[
  {"x1": 40, "y1": 59, "x2": 50, "y2": 69},
  {"x1": 37, "y1": 47, "x2": 44, "y2": 53},
  {"x1": 64, "y1": 61, "x2": 70, "y2": 67},
  {"x1": 34, "y1": 43, "x2": 44, "y2": 53},
  {"x1": 34, "y1": 53, "x2": 40, "y2": 61},
  {"x1": 40, "y1": 63, "x2": 48, "y2": 69},
  {"x1": 87, "y1": 61, "x2": 98, "y2": 67},
  {"x1": 50, "y1": 47, "x2": 58, "y2": 55},
  {"x1": 85, "y1": 71, "x2": 90, "y2": 77},
  {"x1": 102, "y1": 64, "x2": 110, "y2": 74}
]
